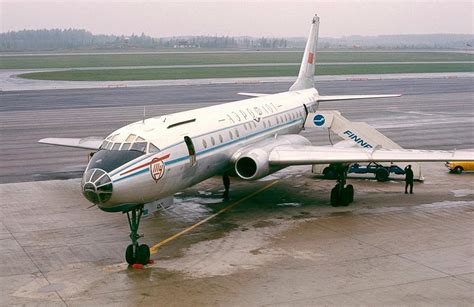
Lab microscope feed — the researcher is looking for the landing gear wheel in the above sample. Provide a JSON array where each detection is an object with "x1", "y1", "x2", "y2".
[
  {"x1": 330, "y1": 185, "x2": 340, "y2": 207},
  {"x1": 346, "y1": 184, "x2": 354, "y2": 203},
  {"x1": 136, "y1": 244, "x2": 150, "y2": 265},
  {"x1": 454, "y1": 166, "x2": 463, "y2": 174},
  {"x1": 126, "y1": 244, "x2": 136, "y2": 265},
  {"x1": 328, "y1": 165, "x2": 356, "y2": 207},
  {"x1": 341, "y1": 187, "x2": 352, "y2": 206},
  {"x1": 125, "y1": 206, "x2": 147, "y2": 265}
]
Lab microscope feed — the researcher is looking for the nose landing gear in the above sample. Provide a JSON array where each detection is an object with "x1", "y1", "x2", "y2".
[
  {"x1": 125, "y1": 206, "x2": 150, "y2": 265},
  {"x1": 330, "y1": 165, "x2": 354, "y2": 207}
]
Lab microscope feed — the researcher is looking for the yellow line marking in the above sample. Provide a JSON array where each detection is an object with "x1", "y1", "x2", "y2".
[{"x1": 150, "y1": 180, "x2": 279, "y2": 254}]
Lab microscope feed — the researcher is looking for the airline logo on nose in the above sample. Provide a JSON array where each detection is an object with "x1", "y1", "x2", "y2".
[
  {"x1": 308, "y1": 52, "x2": 314, "y2": 64},
  {"x1": 150, "y1": 158, "x2": 165, "y2": 182}
]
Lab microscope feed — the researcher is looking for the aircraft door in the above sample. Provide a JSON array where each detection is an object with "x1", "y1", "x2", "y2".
[
  {"x1": 184, "y1": 136, "x2": 197, "y2": 166},
  {"x1": 302, "y1": 104, "x2": 309, "y2": 128}
]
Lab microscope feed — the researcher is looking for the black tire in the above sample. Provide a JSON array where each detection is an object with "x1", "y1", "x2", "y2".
[
  {"x1": 330, "y1": 185, "x2": 340, "y2": 207},
  {"x1": 346, "y1": 184, "x2": 354, "y2": 203},
  {"x1": 454, "y1": 166, "x2": 463, "y2": 174},
  {"x1": 340, "y1": 187, "x2": 351, "y2": 206},
  {"x1": 125, "y1": 244, "x2": 135, "y2": 265},
  {"x1": 375, "y1": 168, "x2": 390, "y2": 182},
  {"x1": 136, "y1": 244, "x2": 150, "y2": 265},
  {"x1": 323, "y1": 167, "x2": 337, "y2": 180}
]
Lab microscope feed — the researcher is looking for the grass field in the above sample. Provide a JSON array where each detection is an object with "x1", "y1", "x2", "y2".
[
  {"x1": 2, "y1": 51, "x2": 473, "y2": 69},
  {"x1": 18, "y1": 63, "x2": 474, "y2": 81}
]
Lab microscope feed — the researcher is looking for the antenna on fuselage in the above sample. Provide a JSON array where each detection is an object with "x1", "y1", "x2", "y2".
[{"x1": 143, "y1": 106, "x2": 146, "y2": 124}]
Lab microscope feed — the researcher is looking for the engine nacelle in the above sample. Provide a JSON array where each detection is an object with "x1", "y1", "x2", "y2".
[{"x1": 234, "y1": 135, "x2": 310, "y2": 180}]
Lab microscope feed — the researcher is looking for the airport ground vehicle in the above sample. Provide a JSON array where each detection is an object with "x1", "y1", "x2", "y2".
[
  {"x1": 350, "y1": 162, "x2": 405, "y2": 181},
  {"x1": 323, "y1": 162, "x2": 405, "y2": 182},
  {"x1": 446, "y1": 161, "x2": 474, "y2": 174}
]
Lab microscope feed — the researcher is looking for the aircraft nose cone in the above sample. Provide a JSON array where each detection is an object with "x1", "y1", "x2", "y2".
[{"x1": 81, "y1": 168, "x2": 113, "y2": 204}]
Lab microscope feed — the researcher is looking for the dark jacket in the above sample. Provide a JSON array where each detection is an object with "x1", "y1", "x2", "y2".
[{"x1": 405, "y1": 167, "x2": 414, "y2": 182}]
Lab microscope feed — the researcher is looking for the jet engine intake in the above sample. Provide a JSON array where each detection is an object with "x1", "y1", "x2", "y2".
[{"x1": 234, "y1": 135, "x2": 311, "y2": 180}]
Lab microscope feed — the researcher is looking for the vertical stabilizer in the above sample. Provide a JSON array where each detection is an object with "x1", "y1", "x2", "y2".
[{"x1": 289, "y1": 15, "x2": 320, "y2": 91}]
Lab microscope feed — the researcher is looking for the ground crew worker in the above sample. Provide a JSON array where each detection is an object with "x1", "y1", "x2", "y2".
[
  {"x1": 404, "y1": 165, "x2": 414, "y2": 194},
  {"x1": 223, "y1": 172, "x2": 230, "y2": 200}
]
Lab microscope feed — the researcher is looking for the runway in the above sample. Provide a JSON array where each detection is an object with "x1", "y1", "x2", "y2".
[
  {"x1": 0, "y1": 75, "x2": 473, "y2": 305},
  {"x1": 1, "y1": 76, "x2": 473, "y2": 183}
]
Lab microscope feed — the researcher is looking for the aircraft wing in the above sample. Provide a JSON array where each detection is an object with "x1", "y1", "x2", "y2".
[
  {"x1": 237, "y1": 92, "x2": 269, "y2": 97},
  {"x1": 268, "y1": 145, "x2": 473, "y2": 165},
  {"x1": 317, "y1": 94, "x2": 401, "y2": 102},
  {"x1": 38, "y1": 137, "x2": 103, "y2": 150}
]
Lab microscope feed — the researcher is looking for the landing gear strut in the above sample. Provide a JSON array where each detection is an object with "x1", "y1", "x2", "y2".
[
  {"x1": 330, "y1": 165, "x2": 354, "y2": 207},
  {"x1": 125, "y1": 205, "x2": 150, "y2": 265}
]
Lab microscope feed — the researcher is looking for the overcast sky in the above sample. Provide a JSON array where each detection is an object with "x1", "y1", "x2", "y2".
[{"x1": 1, "y1": 0, "x2": 473, "y2": 37}]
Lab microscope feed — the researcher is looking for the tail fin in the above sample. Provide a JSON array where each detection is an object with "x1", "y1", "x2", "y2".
[{"x1": 289, "y1": 15, "x2": 320, "y2": 91}]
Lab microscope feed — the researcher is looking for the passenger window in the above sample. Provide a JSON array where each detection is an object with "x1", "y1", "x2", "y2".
[
  {"x1": 266, "y1": 104, "x2": 273, "y2": 113},
  {"x1": 267, "y1": 120, "x2": 271, "y2": 127},
  {"x1": 112, "y1": 143, "x2": 121, "y2": 150},
  {"x1": 105, "y1": 142, "x2": 114, "y2": 150},
  {"x1": 247, "y1": 108, "x2": 255, "y2": 118},
  {"x1": 253, "y1": 122, "x2": 257, "y2": 128},
  {"x1": 227, "y1": 114, "x2": 235, "y2": 123},
  {"x1": 263, "y1": 121, "x2": 267, "y2": 128},
  {"x1": 244, "y1": 123, "x2": 248, "y2": 130},
  {"x1": 229, "y1": 131, "x2": 233, "y2": 139},
  {"x1": 148, "y1": 143, "x2": 160, "y2": 153},
  {"x1": 125, "y1": 134, "x2": 136, "y2": 142},
  {"x1": 202, "y1": 139, "x2": 207, "y2": 148},
  {"x1": 121, "y1": 143, "x2": 131, "y2": 150},
  {"x1": 285, "y1": 114, "x2": 288, "y2": 121},
  {"x1": 232, "y1": 111, "x2": 241, "y2": 122},
  {"x1": 219, "y1": 134, "x2": 223, "y2": 143},
  {"x1": 254, "y1": 107, "x2": 262, "y2": 115},
  {"x1": 239, "y1": 110, "x2": 248, "y2": 119},
  {"x1": 136, "y1": 137, "x2": 145, "y2": 142},
  {"x1": 211, "y1": 137, "x2": 215, "y2": 146},
  {"x1": 235, "y1": 129, "x2": 240, "y2": 137},
  {"x1": 131, "y1": 142, "x2": 147, "y2": 153},
  {"x1": 276, "y1": 117, "x2": 280, "y2": 124}
]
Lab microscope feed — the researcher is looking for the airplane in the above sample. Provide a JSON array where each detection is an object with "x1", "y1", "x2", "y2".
[{"x1": 39, "y1": 15, "x2": 474, "y2": 266}]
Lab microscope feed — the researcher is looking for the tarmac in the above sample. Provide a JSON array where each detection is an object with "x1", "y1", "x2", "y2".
[{"x1": 0, "y1": 75, "x2": 473, "y2": 305}]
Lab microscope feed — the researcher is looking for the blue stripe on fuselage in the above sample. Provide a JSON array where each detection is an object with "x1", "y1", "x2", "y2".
[{"x1": 112, "y1": 118, "x2": 302, "y2": 183}]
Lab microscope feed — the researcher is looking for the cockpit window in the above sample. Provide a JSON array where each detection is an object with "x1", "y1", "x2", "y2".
[
  {"x1": 121, "y1": 143, "x2": 131, "y2": 150},
  {"x1": 100, "y1": 141, "x2": 110, "y2": 150},
  {"x1": 100, "y1": 135, "x2": 159, "y2": 154},
  {"x1": 125, "y1": 134, "x2": 136, "y2": 142},
  {"x1": 148, "y1": 143, "x2": 160, "y2": 153},
  {"x1": 131, "y1": 142, "x2": 147, "y2": 152}
]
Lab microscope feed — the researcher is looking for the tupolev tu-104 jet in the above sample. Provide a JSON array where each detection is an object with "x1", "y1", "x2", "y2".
[{"x1": 40, "y1": 15, "x2": 474, "y2": 265}]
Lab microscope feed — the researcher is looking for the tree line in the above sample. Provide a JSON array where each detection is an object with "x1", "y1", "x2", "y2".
[{"x1": 0, "y1": 29, "x2": 289, "y2": 51}]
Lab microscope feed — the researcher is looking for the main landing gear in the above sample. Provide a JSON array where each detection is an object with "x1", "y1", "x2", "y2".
[
  {"x1": 330, "y1": 165, "x2": 354, "y2": 207},
  {"x1": 125, "y1": 205, "x2": 150, "y2": 265}
]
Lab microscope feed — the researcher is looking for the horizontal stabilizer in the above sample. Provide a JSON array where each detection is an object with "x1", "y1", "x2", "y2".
[
  {"x1": 317, "y1": 94, "x2": 401, "y2": 102},
  {"x1": 39, "y1": 137, "x2": 103, "y2": 150},
  {"x1": 237, "y1": 92, "x2": 269, "y2": 97}
]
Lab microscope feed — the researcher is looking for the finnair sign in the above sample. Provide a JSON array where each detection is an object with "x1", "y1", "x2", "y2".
[{"x1": 343, "y1": 130, "x2": 373, "y2": 149}]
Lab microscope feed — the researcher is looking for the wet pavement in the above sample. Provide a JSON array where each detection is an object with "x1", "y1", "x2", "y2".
[{"x1": 1, "y1": 163, "x2": 473, "y2": 306}]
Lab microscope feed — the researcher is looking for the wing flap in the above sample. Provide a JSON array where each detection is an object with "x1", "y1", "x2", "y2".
[
  {"x1": 38, "y1": 137, "x2": 103, "y2": 150},
  {"x1": 317, "y1": 94, "x2": 401, "y2": 102},
  {"x1": 269, "y1": 145, "x2": 473, "y2": 165}
]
